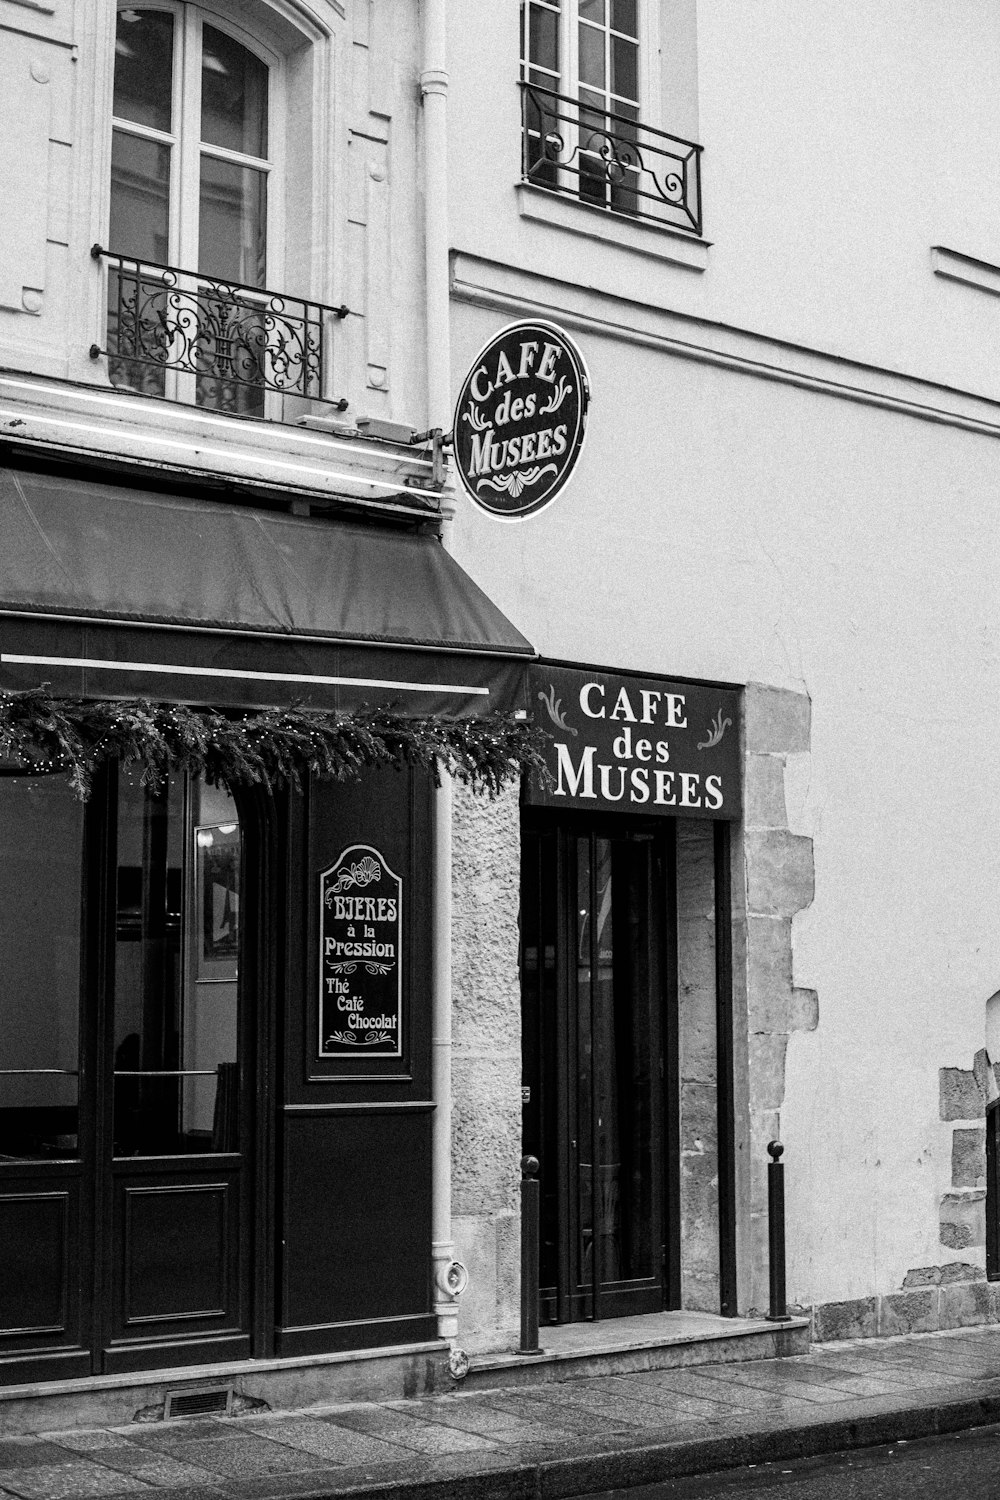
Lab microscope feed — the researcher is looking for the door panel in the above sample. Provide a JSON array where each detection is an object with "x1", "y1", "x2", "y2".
[
  {"x1": 0, "y1": 1186, "x2": 71, "y2": 1334},
  {"x1": 119, "y1": 1179, "x2": 233, "y2": 1324}
]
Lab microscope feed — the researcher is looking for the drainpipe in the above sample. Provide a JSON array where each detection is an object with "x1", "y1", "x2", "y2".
[{"x1": 422, "y1": 0, "x2": 466, "y2": 1343}]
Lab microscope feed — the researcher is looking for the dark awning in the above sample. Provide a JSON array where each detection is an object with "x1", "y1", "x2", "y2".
[{"x1": 0, "y1": 467, "x2": 533, "y2": 717}]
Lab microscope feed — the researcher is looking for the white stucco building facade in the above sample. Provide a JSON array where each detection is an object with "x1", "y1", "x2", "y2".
[{"x1": 0, "y1": 0, "x2": 999, "y2": 1431}]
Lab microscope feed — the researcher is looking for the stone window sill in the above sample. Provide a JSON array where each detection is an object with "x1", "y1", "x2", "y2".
[{"x1": 516, "y1": 183, "x2": 710, "y2": 272}]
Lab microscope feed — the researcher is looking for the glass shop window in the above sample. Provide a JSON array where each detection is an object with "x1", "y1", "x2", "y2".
[
  {"x1": 113, "y1": 772, "x2": 241, "y2": 1156},
  {"x1": 0, "y1": 776, "x2": 85, "y2": 1160}
]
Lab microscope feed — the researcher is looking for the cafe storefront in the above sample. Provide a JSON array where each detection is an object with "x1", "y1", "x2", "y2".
[
  {"x1": 521, "y1": 661, "x2": 743, "y2": 1323},
  {"x1": 0, "y1": 462, "x2": 534, "y2": 1388}
]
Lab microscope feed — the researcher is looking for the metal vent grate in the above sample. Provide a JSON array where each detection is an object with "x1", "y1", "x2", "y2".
[{"x1": 164, "y1": 1384, "x2": 234, "y2": 1420}]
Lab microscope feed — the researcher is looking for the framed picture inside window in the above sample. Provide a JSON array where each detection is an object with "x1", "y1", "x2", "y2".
[{"x1": 194, "y1": 823, "x2": 240, "y2": 981}]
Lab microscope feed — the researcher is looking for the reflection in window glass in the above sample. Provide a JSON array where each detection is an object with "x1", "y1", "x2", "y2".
[
  {"x1": 202, "y1": 24, "x2": 269, "y2": 158},
  {"x1": 113, "y1": 773, "x2": 240, "y2": 1157},
  {"x1": 113, "y1": 8, "x2": 174, "y2": 133},
  {"x1": 0, "y1": 777, "x2": 83, "y2": 1159},
  {"x1": 198, "y1": 157, "x2": 267, "y2": 287},
  {"x1": 578, "y1": 24, "x2": 606, "y2": 88},
  {"x1": 110, "y1": 131, "x2": 170, "y2": 263},
  {"x1": 201, "y1": 24, "x2": 268, "y2": 158}
]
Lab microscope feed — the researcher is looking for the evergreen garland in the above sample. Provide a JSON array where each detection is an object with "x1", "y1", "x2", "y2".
[{"x1": 0, "y1": 687, "x2": 550, "y2": 800}]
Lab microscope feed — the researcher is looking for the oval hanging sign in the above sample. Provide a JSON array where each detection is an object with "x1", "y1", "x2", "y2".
[{"x1": 453, "y1": 319, "x2": 590, "y2": 519}]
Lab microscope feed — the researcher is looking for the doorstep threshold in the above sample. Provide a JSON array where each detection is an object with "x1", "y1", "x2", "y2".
[
  {"x1": 0, "y1": 1339, "x2": 448, "y2": 1404},
  {"x1": 465, "y1": 1310, "x2": 810, "y2": 1388}
]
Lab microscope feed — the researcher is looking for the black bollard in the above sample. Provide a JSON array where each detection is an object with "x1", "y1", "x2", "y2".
[
  {"x1": 766, "y1": 1140, "x2": 792, "y2": 1322},
  {"x1": 519, "y1": 1155, "x2": 544, "y2": 1355}
]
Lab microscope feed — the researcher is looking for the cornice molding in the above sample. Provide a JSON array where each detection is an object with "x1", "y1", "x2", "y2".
[{"x1": 451, "y1": 251, "x2": 1000, "y2": 442}]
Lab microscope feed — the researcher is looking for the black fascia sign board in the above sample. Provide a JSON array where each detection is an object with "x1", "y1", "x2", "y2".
[{"x1": 526, "y1": 663, "x2": 741, "y2": 820}]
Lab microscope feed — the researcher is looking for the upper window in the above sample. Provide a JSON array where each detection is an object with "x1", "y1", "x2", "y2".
[
  {"x1": 519, "y1": 0, "x2": 702, "y2": 236},
  {"x1": 102, "y1": 4, "x2": 337, "y2": 418},
  {"x1": 111, "y1": 6, "x2": 271, "y2": 290}
]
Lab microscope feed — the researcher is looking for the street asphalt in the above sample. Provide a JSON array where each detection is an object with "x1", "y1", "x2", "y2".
[
  {"x1": 5, "y1": 1326, "x2": 1000, "y2": 1498},
  {"x1": 589, "y1": 1424, "x2": 1000, "y2": 1499}
]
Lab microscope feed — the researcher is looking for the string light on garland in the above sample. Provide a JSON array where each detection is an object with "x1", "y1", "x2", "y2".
[{"x1": 0, "y1": 687, "x2": 551, "y2": 801}]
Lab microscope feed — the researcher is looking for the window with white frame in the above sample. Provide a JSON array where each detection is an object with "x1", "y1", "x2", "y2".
[
  {"x1": 106, "y1": 3, "x2": 298, "y2": 416},
  {"x1": 519, "y1": 0, "x2": 703, "y2": 236}
]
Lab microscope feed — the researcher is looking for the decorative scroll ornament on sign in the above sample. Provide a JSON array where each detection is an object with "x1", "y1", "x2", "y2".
[{"x1": 453, "y1": 319, "x2": 590, "y2": 519}]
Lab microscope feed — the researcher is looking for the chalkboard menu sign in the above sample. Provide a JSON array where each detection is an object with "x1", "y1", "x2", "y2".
[{"x1": 319, "y1": 845, "x2": 403, "y2": 1058}]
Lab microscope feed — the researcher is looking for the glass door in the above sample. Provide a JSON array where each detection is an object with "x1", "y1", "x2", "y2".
[
  {"x1": 522, "y1": 814, "x2": 675, "y2": 1323},
  {"x1": 103, "y1": 768, "x2": 251, "y2": 1371},
  {"x1": 0, "y1": 765, "x2": 254, "y2": 1381},
  {"x1": 0, "y1": 775, "x2": 91, "y2": 1380}
]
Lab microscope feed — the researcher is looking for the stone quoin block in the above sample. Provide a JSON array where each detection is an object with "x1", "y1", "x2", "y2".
[
  {"x1": 748, "y1": 1032, "x2": 790, "y2": 1113},
  {"x1": 939, "y1": 1260, "x2": 986, "y2": 1283},
  {"x1": 745, "y1": 915, "x2": 794, "y2": 1010},
  {"x1": 940, "y1": 1067, "x2": 985, "y2": 1120},
  {"x1": 901, "y1": 1264, "x2": 942, "y2": 1287},
  {"x1": 938, "y1": 1279, "x2": 1000, "y2": 1330},
  {"x1": 951, "y1": 1127, "x2": 986, "y2": 1189},
  {"x1": 899, "y1": 1262, "x2": 985, "y2": 1288},
  {"x1": 744, "y1": 754, "x2": 789, "y2": 831},
  {"x1": 878, "y1": 1288, "x2": 940, "y2": 1336},
  {"x1": 812, "y1": 1296, "x2": 879, "y2": 1342},
  {"x1": 939, "y1": 1190, "x2": 985, "y2": 1250},
  {"x1": 745, "y1": 830, "x2": 815, "y2": 919},
  {"x1": 973, "y1": 1048, "x2": 995, "y2": 1103},
  {"x1": 744, "y1": 684, "x2": 812, "y2": 757}
]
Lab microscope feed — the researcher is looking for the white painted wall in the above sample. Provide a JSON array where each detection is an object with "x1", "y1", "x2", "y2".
[
  {"x1": 448, "y1": 295, "x2": 1000, "y2": 1309},
  {"x1": 445, "y1": 0, "x2": 1000, "y2": 1315},
  {"x1": 449, "y1": 0, "x2": 1000, "y2": 402}
]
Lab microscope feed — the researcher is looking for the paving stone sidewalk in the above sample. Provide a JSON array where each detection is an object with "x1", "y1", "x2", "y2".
[{"x1": 7, "y1": 1327, "x2": 1000, "y2": 1500}]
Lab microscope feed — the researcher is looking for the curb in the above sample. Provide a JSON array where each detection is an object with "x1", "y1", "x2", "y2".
[{"x1": 267, "y1": 1379, "x2": 1000, "y2": 1500}]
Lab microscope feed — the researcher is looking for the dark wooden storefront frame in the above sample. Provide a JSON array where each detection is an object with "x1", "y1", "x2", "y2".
[
  {"x1": 521, "y1": 807, "x2": 738, "y2": 1324},
  {"x1": 0, "y1": 760, "x2": 439, "y2": 1384}
]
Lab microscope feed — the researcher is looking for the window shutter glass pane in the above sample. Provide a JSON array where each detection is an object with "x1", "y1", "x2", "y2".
[
  {"x1": 579, "y1": 0, "x2": 606, "y2": 22},
  {"x1": 113, "y1": 8, "x2": 174, "y2": 132},
  {"x1": 529, "y1": 7, "x2": 559, "y2": 76},
  {"x1": 110, "y1": 129, "x2": 170, "y2": 262},
  {"x1": 611, "y1": 37, "x2": 638, "y2": 103},
  {"x1": 579, "y1": 86, "x2": 605, "y2": 120},
  {"x1": 0, "y1": 777, "x2": 83, "y2": 1157},
  {"x1": 201, "y1": 24, "x2": 268, "y2": 159},
  {"x1": 578, "y1": 25, "x2": 606, "y2": 88},
  {"x1": 611, "y1": 0, "x2": 637, "y2": 38},
  {"x1": 199, "y1": 157, "x2": 267, "y2": 286}
]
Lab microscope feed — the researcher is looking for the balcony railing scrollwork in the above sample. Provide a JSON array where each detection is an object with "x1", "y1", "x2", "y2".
[
  {"x1": 519, "y1": 81, "x2": 702, "y2": 238},
  {"x1": 90, "y1": 246, "x2": 351, "y2": 417}
]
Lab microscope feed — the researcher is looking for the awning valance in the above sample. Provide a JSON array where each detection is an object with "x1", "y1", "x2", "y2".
[{"x1": 0, "y1": 467, "x2": 533, "y2": 717}]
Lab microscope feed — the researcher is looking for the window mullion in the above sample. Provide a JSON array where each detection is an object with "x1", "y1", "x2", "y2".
[
  {"x1": 177, "y1": 5, "x2": 201, "y2": 273},
  {"x1": 173, "y1": 5, "x2": 201, "y2": 408}
]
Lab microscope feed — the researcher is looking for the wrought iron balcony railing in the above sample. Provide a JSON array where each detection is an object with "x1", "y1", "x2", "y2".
[
  {"x1": 519, "y1": 81, "x2": 702, "y2": 238},
  {"x1": 90, "y1": 246, "x2": 350, "y2": 417}
]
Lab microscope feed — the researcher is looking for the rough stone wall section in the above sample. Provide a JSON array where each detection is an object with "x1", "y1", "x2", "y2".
[
  {"x1": 742, "y1": 685, "x2": 818, "y2": 1315},
  {"x1": 677, "y1": 821, "x2": 721, "y2": 1312},
  {"x1": 938, "y1": 1053, "x2": 991, "y2": 1257},
  {"x1": 810, "y1": 1055, "x2": 998, "y2": 1340},
  {"x1": 450, "y1": 781, "x2": 522, "y2": 1354}
]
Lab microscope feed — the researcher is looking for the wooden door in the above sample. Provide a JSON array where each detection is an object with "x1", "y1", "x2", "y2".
[
  {"x1": 0, "y1": 774, "x2": 92, "y2": 1381},
  {"x1": 0, "y1": 767, "x2": 255, "y2": 1381},
  {"x1": 521, "y1": 814, "x2": 678, "y2": 1323},
  {"x1": 101, "y1": 769, "x2": 252, "y2": 1372}
]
